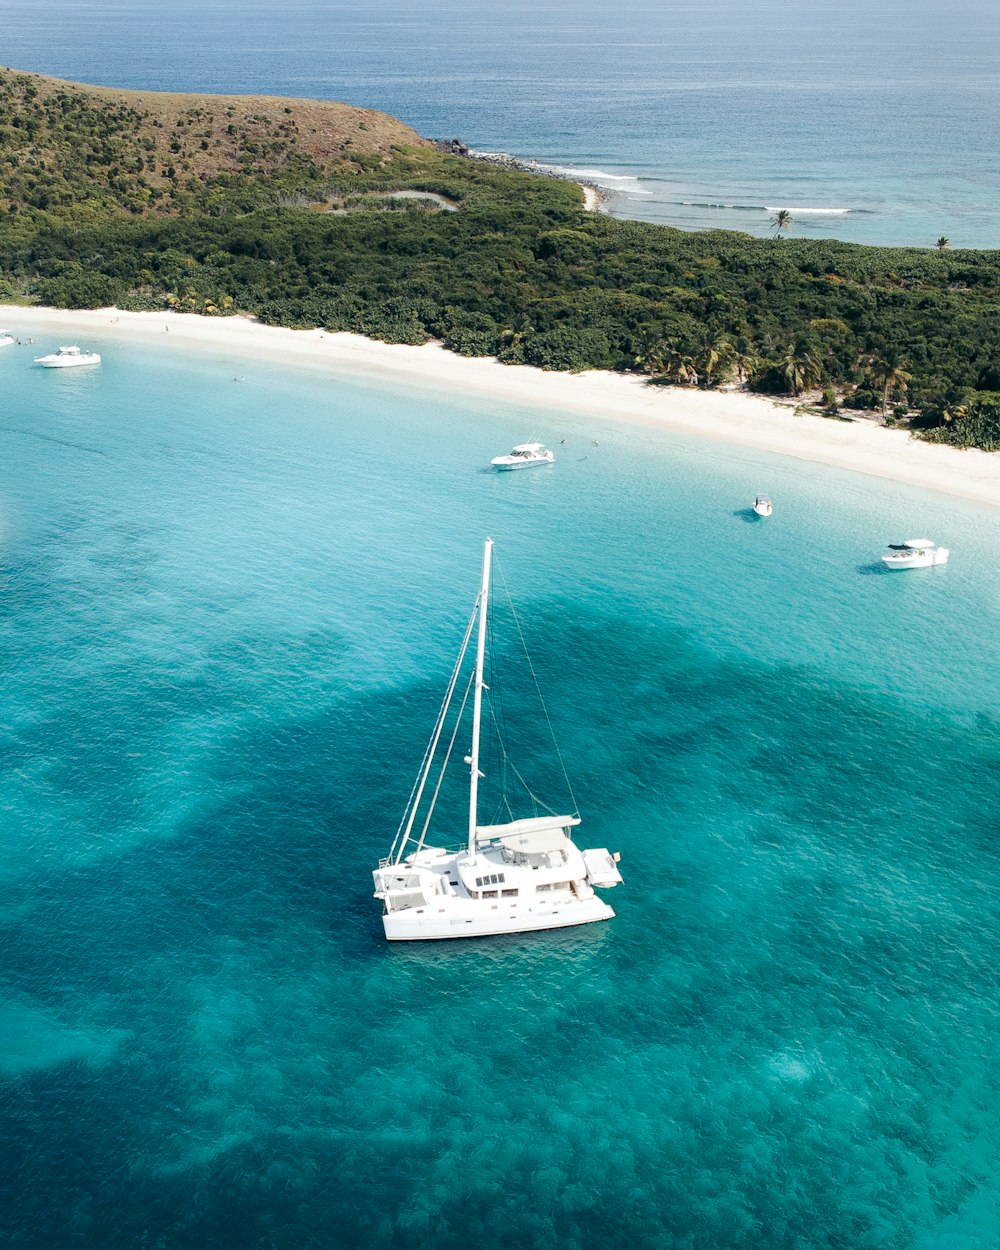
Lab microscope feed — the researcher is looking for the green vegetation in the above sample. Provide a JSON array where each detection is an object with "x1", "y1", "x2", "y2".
[
  {"x1": 920, "y1": 393, "x2": 1000, "y2": 451},
  {"x1": 2, "y1": 69, "x2": 1000, "y2": 447}
]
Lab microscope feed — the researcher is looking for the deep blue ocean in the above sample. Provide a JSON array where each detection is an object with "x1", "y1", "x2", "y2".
[
  {"x1": 3, "y1": 324, "x2": 1000, "y2": 1249},
  {"x1": 2, "y1": 0, "x2": 999, "y2": 247}
]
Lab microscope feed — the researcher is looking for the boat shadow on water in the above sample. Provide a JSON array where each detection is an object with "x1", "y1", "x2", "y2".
[
  {"x1": 856, "y1": 561, "x2": 895, "y2": 575},
  {"x1": 733, "y1": 507, "x2": 766, "y2": 523},
  {"x1": 377, "y1": 918, "x2": 612, "y2": 962}
]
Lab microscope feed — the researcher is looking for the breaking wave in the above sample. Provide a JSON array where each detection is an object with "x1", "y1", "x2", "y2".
[
  {"x1": 469, "y1": 150, "x2": 654, "y2": 196},
  {"x1": 555, "y1": 167, "x2": 654, "y2": 194},
  {"x1": 764, "y1": 205, "x2": 851, "y2": 215},
  {"x1": 670, "y1": 200, "x2": 864, "y2": 215}
]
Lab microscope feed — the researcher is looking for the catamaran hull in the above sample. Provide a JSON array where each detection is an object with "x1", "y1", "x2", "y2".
[{"x1": 383, "y1": 895, "x2": 615, "y2": 941}]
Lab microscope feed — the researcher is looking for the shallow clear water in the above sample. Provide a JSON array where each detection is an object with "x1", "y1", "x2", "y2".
[
  {"x1": 3, "y1": 0, "x2": 999, "y2": 247},
  {"x1": 2, "y1": 334, "x2": 1000, "y2": 1247}
]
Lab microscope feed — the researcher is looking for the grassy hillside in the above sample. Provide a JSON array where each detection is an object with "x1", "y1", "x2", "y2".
[
  {"x1": 0, "y1": 67, "x2": 431, "y2": 219},
  {"x1": 2, "y1": 68, "x2": 1000, "y2": 448}
]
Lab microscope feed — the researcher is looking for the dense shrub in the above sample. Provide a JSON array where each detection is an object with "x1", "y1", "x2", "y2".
[{"x1": 921, "y1": 393, "x2": 1000, "y2": 451}]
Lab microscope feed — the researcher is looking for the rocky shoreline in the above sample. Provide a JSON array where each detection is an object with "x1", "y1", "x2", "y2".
[{"x1": 435, "y1": 138, "x2": 609, "y2": 212}]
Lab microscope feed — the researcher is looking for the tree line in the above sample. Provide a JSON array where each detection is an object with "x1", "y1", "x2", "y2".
[{"x1": 1, "y1": 69, "x2": 1000, "y2": 449}]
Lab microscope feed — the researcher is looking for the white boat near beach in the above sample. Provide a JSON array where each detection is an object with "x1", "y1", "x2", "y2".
[
  {"x1": 372, "y1": 538, "x2": 622, "y2": 941},
  {"x1": 881, "y1": 539, "x2": 949, "y2": 569},
  {"x1": 0, "y1": 329, "x2": 14, "y2": 347},
  {"x1": 34, "y1": 345, "x2": 102, "y2": 368},
  {"x1": 753, "y1": 494, "x2": 773, "y2": 517},
  {"x1": 490, "y1": 441, "x2": 555, "y2": 470}
]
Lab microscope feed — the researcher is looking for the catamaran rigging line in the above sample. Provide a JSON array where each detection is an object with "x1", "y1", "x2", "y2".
[
  {"x1": 413, "y1": 668, "x2": 475, "y2": 861},
  {"x1": 388, "y1": 600, "x2": 478, "y2": 865},
  {"x1": 492, "y1": 557, "x2": 579, "y2": 817}
]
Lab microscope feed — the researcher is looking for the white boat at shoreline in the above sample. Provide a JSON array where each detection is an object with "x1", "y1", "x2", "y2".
[
  {"x1": 753, "y1": 494, "x2": 773, "y2": 517},
  {"x1": 490, "y1": 441, "x2": 554, "y2": 470},
  {"x1": 881, "y1": 539, "x2": 949, "y2": 569},
  {"x1": 0, "y1": 329, "x2": 14, "y2": 347},
  {"x1": 34, "y1": 345, "x2": 102, "y2": 368},
  {"x1": 372, "y1": 538, "x2": 622, "y2": 941}
]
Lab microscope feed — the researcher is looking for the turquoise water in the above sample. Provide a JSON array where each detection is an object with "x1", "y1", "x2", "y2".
[
  {"x1": 3, "y1": 0, "x2": 999, "y2": 247},
  {"x1": 3, "y1": 333, "x2": 1000, "y2": 1246}
]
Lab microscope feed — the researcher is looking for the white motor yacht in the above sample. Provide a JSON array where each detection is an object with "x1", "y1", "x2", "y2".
[
  {"x1": 34, "y1": 345, "x2": 102, "y2": 368},
  {"x1": 753, "y1": 494, "x2": 773, "y2": 517},
  {"x1": 0, "y1": 329, "x2": 14, "y2": 347},
  {"x1": 372, "y1": 538, "x2": 622, "y2": 941},
  {"x1": 881, "y1": 539, "x2": 949, "y2": 569},
  {"x1": 490, "y1": 442, "x2": 555, "y2": 470}
]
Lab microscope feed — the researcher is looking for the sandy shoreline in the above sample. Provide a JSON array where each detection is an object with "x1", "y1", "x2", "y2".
[
  {"x1": 579, "y1": 183, "x2": 602, "y2": 212},
  {"x1": 6, "y1": 303, "x2": 1000, "y2": 509}
]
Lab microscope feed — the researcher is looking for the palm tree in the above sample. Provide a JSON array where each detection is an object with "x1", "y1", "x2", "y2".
[
  {"x1": 770, "y1": 209, "x2": 793, "y2": 236},
  {"x1": 777, "y1": 343, "x2": 821, "y2": 396},
  {"x1": 693, "y1": 331, "x2": 733, "y2": 385},
  {"x1": 883, "y1": 362, "x2": 912, "y2": 418},
  {"x1": 641, "y1": 336, "x2": 702, "y2": 385},
  {"x1": 936, "y1": 236, "x2": 950, "y2": 250},
  {"x1": 658, "y1": 341, "x2": 700, "y2": 386},
  {"x1": 867, "y1": 355, "x2": 913, "y2": 419},
  {"x1": 637, "y1": 336, "x2": 671, "y2": 376},
  {"x1": 728, "y1": 336, "x2": 761, "y2": 387}
]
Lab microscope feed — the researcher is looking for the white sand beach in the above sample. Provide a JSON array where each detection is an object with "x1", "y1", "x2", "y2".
[
  {"x1": 579, "y1": 184, "x2": 602, "y2": 212},
  {"x1": 7, "y1": 303, "x2": 1000, "y2": 509}
]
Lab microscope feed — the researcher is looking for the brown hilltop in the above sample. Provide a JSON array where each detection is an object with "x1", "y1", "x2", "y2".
[{"x1": 75, "y1": 83, "x2": 420, "y2": 156}]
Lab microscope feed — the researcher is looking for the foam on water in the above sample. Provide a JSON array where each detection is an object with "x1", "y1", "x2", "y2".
[
  {"x1": 763, "y1": 206, "x2": 852, "y2": 215},
  {"x1": 556, "y1": 167, "x2": 651, "y2": 192},
  {"x1": 2, "y1": 334, "x2": 1000, "y2": 1247}
]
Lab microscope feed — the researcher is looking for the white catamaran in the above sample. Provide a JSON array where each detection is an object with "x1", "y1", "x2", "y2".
[{"x1": 372, "y1": 538, "x2": 622, "y2": 941}]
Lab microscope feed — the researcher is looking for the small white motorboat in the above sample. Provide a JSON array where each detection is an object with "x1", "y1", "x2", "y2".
[
  {"x1": 881, "y1": 539, "x2": 949, "y2": 569},
  {"x1": 34, "y1": 345, "x2": 102, "y2": 368},
  {"x1": 0, "y1": 329, "x2": 14, "y2": 347},
  {"x1": 753, "y1": 494, "x2": 773, "y2": 517},
  {"x1": 490, "y1": 441, "x2": 555, "y2": 471}
]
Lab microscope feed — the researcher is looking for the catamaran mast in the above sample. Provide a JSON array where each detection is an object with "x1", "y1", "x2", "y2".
[{"x1": 467, "y1": 537, "x2": 493, "y2": 859}]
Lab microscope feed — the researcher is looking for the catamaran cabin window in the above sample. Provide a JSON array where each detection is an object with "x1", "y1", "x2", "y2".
[
  {"x1": 482, "y1": 889, "x2": 498, "y2": 899},
  {"x1": 475, "y1": 873, "x2": 505, "y2": 887},
  {"x1": 502, "y1": 888, "x2": 518, "y2": 898}
]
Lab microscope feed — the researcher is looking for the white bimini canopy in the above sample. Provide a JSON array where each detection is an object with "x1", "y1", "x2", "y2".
[
  {"x1": 904, "y1": 539, "x2": 935, "y2": 549},
  {"x1": 476, "y1": 814, "x2": 580, "y2": 853}
]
